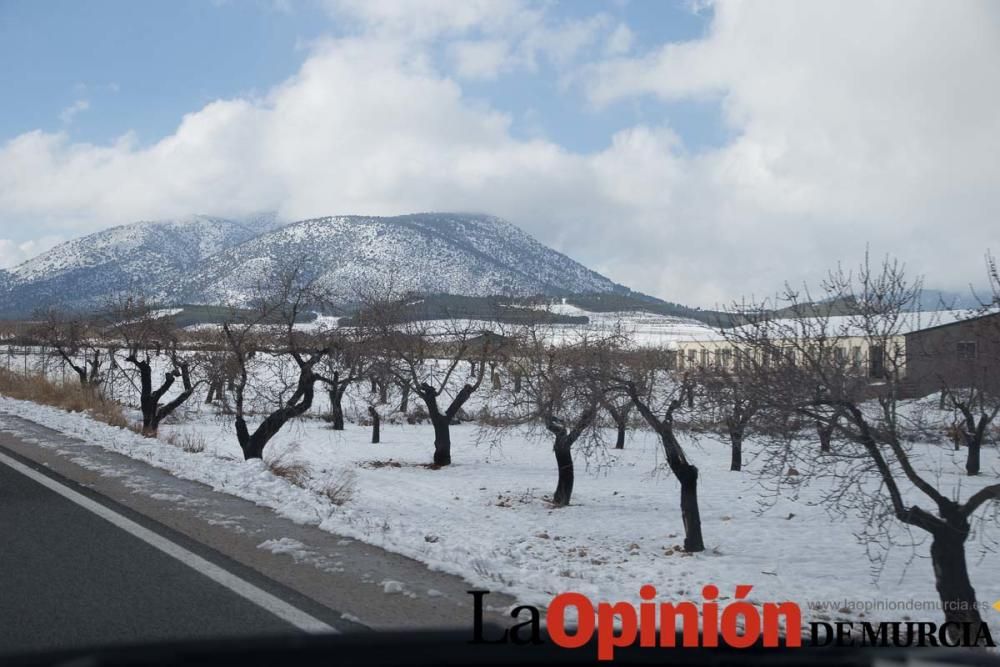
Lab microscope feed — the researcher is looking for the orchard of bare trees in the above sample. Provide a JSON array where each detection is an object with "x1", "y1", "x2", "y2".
[{"x1": 3, "y1": 253, "x2": 998, "y2": 640}]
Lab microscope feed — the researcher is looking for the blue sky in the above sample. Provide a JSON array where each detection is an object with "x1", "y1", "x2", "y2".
[
  {"x1": 1, "y1": 1, "x2": 997, "y2": 305},
  {"x1": 0, "y1": 0, "x2": 725, "y2": 154}
]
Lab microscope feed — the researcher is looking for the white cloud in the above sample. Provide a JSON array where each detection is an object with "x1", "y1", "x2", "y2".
[
  {"x1": 449, "y1": 39, "x2": 511, "y2": 80},
  {"x1": 3, "y1": 1, "x2": 999, "y2": 306},
  {"x1": 59, "y1": 99, "x2": 90, "y2": 124},
  {"x1": 605, "y1": 23, "x2": 633, "y2": 56},
  {"x1": 0, "y1": 236, "x2": 64, "y2": 270}
]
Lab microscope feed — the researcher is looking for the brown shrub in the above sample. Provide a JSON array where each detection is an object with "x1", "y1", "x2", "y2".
[
  {"x1": 0, "y1": 369, "x2": 129, "y2": 429},
  {"x1": 265, "y1": 443, "x2": 310, "y2": 487},
  {"x1": 322, "y1": 468, "x2": 357, "y2": 506},
  {"x1": 163, "y1": 431, "x2": 207, "y2": 453}
]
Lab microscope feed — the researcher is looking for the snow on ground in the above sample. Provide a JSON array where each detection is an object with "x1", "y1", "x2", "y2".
[{"x1": 0, "y1": 391, "x2": 997, "y2": 634}]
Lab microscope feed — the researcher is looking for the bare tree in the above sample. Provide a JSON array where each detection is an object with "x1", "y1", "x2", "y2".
[
  {"x1": 33, "y1": 308, "x2": 104, "y2": 386},
  {"x1": 105, "y1": 293, "x2": 198, "y2": 436},
  {"x1": 318, "y1": 327, "x2": 368, "y2": 430},
  {"x1": 937, "y1": 251, "x2": 1000, "y2": 475},
  {"x1": 612, "y1": 351, "x2": 706, "y2": 553},
  {"x1": 721, "y1": 254, "x2": 999, "y2": 638},
  {"x1": 359, "y1": 293, "x2": 491, "y2": 466},
  {"x1": 499, "y1": 326, "x2": 611, "y2": 506},
  {"x1": 940, "y1": 383, "x2": 999, "y2": 476},
  {"x1": 695, "y1": 365, "x2": 761, "y2": 472},
  {"x1": 222, "y1": 269, "x2": 328, "y2": 460},
  {"x1": 600, "y1": 393, "x2": 634, "y2": 450}
]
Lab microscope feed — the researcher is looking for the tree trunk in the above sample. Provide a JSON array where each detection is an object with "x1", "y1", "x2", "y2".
[
  {"x1": 960, "y1": 411, "x2": 986, "y2": 476},
  {"x1": 965, "y1": 438, "x2": 981, "y2": 476},
  {"x1": 615, "y1": 420, "x2": 626, "y2": 449},
  {"x1": 236, "y1": 368, "x2": 316, "y2": 460},
  {"x1": 431, "y1": 415, "x2": 451, "y2": 466},
  {"x1": 605, "y1": 404, "x2": 627, "y2": 449},
  {"x1": 675, "y1": 461, "x2": 705, "y2": 552},
  {"x1": 329, "y1": 387, "x2": 345, "y2": 430},
  {"x1": 552, "y1": 434, "x2": 574, "y2": 506},
  {"x1": 818, "y1": 421, "x2": 833, "y2": 453},
  {"x1": 729, "y1": 428, "x2": 743, "y2": 471},
  {"x1": 398, "y1": 383, "x2": 409, "y2": 413},
  {"x1": 368, "y1": 406, "x2": 380, "y2": 443},
  {"x1": 929, "y1": 522, "x2": 985, "y2": 643},
  {"x1": 205, "y1": 380, "x2": 218, "y2": 404},
  {"x1": 655, "y1": 426, "x2": 705, "y2": 552}
]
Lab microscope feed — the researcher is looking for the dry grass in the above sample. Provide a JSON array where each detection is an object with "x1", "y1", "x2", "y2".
[
  {"x1": 0, "y1": 369, "x2": 129, "y2": 429},
  {"x1": 163, "y1": 431, "x2": 207, "y2": 453},
  {"x1": 265, "y1": 443, "x2": 310, "y2": 487},
  {"x1": 322, "y1": 468, "x2": 357, "y2": 506}
]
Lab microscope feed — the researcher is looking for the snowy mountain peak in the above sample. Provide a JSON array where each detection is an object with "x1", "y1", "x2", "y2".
[{"x1": 0, "y1": 212, "x2": 628, "y2": 315}]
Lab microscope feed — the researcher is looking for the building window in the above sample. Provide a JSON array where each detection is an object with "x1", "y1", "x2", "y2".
[
  {"x1": 687, "y1": 349, "x2": 696, "y2": 365},
  {"x1": 851, "y1": 346, "x2": 862, "y2": 370},
  {"x1": 834, "y1": 347, "x2": 846, "y2": 365},
  {"x1": 957, "y1": 341, "x2": 977, "y2": 361},
  {"x1": 700, "y1": 349, "x2": 709, "y2": 368},
  {"x1": 721, "y1": 348, "x2": 732, "y2": 370},
  {"x1": 869, "y1": 344, "x2": 885, "y2": 378}
]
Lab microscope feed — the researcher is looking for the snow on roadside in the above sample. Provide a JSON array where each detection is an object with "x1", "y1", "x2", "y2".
[{"x1": 0, "y1": 394, "x2": 997, "y2": 634}]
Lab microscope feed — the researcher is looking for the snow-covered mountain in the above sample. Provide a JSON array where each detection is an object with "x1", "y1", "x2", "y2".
[
  {"x1": 0, "y1": 213, "x2": 627, "y2": 315},
  {"x1": 176, "y1": 213, "x2": 622, "y2": 305},
  {"x1": 0, "y1": 214, "x2": 281, "y2": 314}
]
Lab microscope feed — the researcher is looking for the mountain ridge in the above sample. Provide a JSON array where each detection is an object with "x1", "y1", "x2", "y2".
[{"x1": 0, "y1": 212, "x2": 637, "y2": 317}]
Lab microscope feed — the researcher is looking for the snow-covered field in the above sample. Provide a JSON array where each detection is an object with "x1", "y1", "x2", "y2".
[{"x1": 0, "y1": 382, "x2": 997, "y2": 634}]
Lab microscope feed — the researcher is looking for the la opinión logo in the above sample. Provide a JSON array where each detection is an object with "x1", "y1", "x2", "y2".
[{"x1": 469, "y1": 586, "x2": 995, "y2": 660}]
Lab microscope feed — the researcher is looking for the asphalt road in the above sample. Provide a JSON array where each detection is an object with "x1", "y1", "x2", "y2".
[{"x1": 0, "y1": 453, "x2": 311, "y2": 656}]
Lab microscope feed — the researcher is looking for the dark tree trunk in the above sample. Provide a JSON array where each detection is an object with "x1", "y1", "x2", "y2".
[
  {"x1": 329, "y1": 386, "x2": 345, "y2": 430},
  {"x1": 85, "y1": 349, "x2": 102, "y2": 386},
  {"x1": 628, "y1": 388, "x2": 705, "y2": 553},
  {"x1": 147, "y1": 363, "x2": 195, "y2": 435},
  {"x1": 418, "y1": 381, "x2": 479, "y2": 467},
  {"x1": 605, "y1": 403, "x2": 627, "y2": 449},
  {"x1": 552, "y1": 433, "x2": 574, "y2": 506},
  {"x1": 958, "y1": 410, "x2": 988, "y2": 476},
  {"x1": 929, "y1": 520, "x2": 984, "y2": 643},
  {"x1": 379, "y1": 380, "x2": 388, "y2": 404},
  {"x1": 615, "y1": 421, "x2": 626, "y2": 449},
  {"x1": 818, "y1": 421, "x2": 833, "y2": 453},
  {"x1": 817, "y1": 410, "x2": 840, "y2": 453},
  {"x1": 126, "y1": 356, "x2": 176, "y2": 436},
  {"x1": 56, "y1": 348, "x2": 88, "y2": 386},
  {"x1": 369, "y1": 406, "x2": 380, "y2": 443},
  {"x1": 236, "y1": 367, "x2": 316, "y2": 460},
  {"x1": 205, "y1": 380, "x2": 218, "y2": 404},
  {"x1": 431, "y1": 415, "x2": 451, "y2": 465},
  {"x1": 398, "y1": 383, "x2": 409, "y2": 413},
  {"x1": 655, "y1": 427, "x2": 705, "y2": 552},
  {"x1": 966, "y1": 438, "x2": 981, "y2": 476},
  {"x1": 673, "y1": 458, "x2": 705, "y2": 552},
  {"x1": 729, "y1": 428, "x2": 743, "y2": 471}
]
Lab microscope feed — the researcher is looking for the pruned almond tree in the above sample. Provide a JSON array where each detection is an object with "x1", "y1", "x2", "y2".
[
  {"x1": 32, "y1": 307, "x2": 105, "y2": 386},
  {"x1": 612, "y1": 354, "x2": 706, "y2": 552},
  {"x1": 494, "y1": 324, "x2": 616, "y2": 506},
  {"x1": 355, "y1": 292, "x2": 493, "y2": 466},
  {"x1": 104, "y1": 292, "x2": 199, "y2": 436},
  {"x1": 720, "y1": 254, "x2": 999, "y2": 639},
  {"x1": 221, "y1": 267, "x2": 329, "y2": 460}
]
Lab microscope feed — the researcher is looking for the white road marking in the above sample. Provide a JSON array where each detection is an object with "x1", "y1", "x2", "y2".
[{"x1": 0, "y1": 450, "x2": 336, "y2": 634}]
